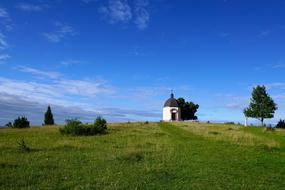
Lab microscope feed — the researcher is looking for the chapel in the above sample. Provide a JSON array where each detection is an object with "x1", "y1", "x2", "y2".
[{"x1": 163, "y1": 92, "x2": 181, "y2": 121}]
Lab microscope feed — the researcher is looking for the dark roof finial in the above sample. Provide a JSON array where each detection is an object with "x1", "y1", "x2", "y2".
[
  {"x1": 170, "y1": 90, "x2": 174, "y2": 98},
  {"x1": 164, "y1": 90, "x2": 178, "y2": 107}
]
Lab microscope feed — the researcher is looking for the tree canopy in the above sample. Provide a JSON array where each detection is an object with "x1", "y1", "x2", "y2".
[
  {"x1": 177, "y1": 98, "x2": 199, "y2": 120},
  {"x1": 44, "y1": 105, "x2": 55, "y2": 125},
  {"x1": 10, "y1": 117, "x2": 30, "y2": 128},
  {"x1": 244, "y1": 85, "x2": 277, "y2": 125}
]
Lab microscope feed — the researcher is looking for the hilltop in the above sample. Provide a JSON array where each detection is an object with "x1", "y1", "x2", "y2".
[{"x1": 1, "y1": 122, "x2": 285, "y2": 189}]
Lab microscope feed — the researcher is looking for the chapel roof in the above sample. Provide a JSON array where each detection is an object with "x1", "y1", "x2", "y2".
[{"x1": 164, "y1": 93, "x2": 179, "y2": 107}]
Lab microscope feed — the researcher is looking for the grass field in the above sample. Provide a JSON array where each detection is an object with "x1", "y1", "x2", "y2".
[{"x1": 1, "y1": 122, "x2": 285, "y2": 189}]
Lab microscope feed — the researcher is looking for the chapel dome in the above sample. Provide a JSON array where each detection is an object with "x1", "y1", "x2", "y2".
[{"x1": 164, "y1": 93, "x2": 179, "y2": 107}]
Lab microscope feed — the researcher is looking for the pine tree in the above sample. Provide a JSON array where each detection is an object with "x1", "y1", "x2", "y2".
[
  {"x1": 44, "y1": 105, "x2": 55, "y2": 125},
  {"x1": 244, "y1": 85, "x2": 277, "y2": 126}
]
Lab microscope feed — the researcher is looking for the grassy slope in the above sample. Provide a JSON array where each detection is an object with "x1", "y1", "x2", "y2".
[{"x1": 1, "y1": 122, "x2": 285, "y2": 189}]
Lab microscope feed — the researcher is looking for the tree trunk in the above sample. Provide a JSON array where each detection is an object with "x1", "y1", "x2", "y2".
[{"x1": 261, "y1": 118, "x2": 264, "y2": 126}]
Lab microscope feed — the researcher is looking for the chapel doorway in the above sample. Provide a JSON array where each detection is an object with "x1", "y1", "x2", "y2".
[{"x1": 171, "y1": 112, "x2": 176, "y2": 121}]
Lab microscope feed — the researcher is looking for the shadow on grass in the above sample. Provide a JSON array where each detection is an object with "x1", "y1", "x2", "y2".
[
  {"x1": 147, "y1": 168, "x2": 178, "y2": 182},
  {"x1": 263, "y1": 145, "x2": 280, "y2": 152},
  {"x1": 208, "y1": 131, "x2": 221, "y2": 135},
  {"x1": 0, "y1": 163, "x2": 18, "y2": 169},
  {"x1": 117, "y1": 151, "x2": 145, "y2": 162},
  {"x1": 153, "y1": 132, "x2": 167, "y2": 137},
  {"x1": 135, "y1": 142, "x2": 155, "y2": 149},
  {"x1": 49, "y1": 144, "x2": 80, "y2": 151}
]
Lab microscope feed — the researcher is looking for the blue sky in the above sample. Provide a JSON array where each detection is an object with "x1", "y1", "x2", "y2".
[{"x1": 1, "y1": 0, "x2": 285, "y2": 125}]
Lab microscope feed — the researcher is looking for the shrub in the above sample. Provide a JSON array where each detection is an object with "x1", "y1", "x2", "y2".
[
  {"x1": 224, "y1": 122, "x2": 235, "y2": 125},
  {"x1": 60, "y1": 117, "x2": 107, "y2": 136},
  {"x1": 17, "y1": 138, "x2": 30, "y2": 152},
  {"x1": 5, "y1": 122, "x2": 13, "y2": 128},
  {"x1": 94, "y1": 117, "x2": 107, "y2": 132},
  {"x1": 11, "y1": 117, "x2": 30, "y2": 128},
  {"x1": 59, "y1": 119, "x2": 83, "y2": 135},
  {"x1": 276, "y1": 120, "x2": 285, "y2": 129},
  {"x1": 118, "y1": 151, "x2": 144, "y2": 162}
]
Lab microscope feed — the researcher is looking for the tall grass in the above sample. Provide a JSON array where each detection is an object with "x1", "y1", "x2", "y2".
[{"x1": 172, "y1": 122, "x2": 280, "y2": 148}]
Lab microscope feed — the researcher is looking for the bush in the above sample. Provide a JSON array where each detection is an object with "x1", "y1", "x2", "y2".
[
  {"x1": 276, "y1": 121, "x2": 283, "y2": 128},
  {"x1": 276, "y1": 120, "x2": 285, "y2": 129},
  {"x1": 94, "y1": 117, "x2": 107, "y2": 131},
  {"x1": 9, "y1": 117, "x2": 30, "y2": 128},
  {"x1": 5, "y1": 122, "x2": 13, "y2": 128},
  {"x1": 60, "y1": 117, "x2": 107, "y2": 136},
  {"x1": 59, "y1": 119, "x2": 83, "y2": 135},
  {"x1": 17, "y1": 138, "x2": 30, "y2": 152},
  {"x1": 224, "y1": 122, "x2": 235, "y2": 125}
]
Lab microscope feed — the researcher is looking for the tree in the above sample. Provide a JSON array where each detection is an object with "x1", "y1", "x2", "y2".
[
  {"x1": 44, "y1": 105, "x2": 55, "y2": 125},
  {"x1": 244, "y1": 85, "x2": 277, "y2": 126},
  {"x1": 177, "y1": 98, "x2": 199, "y2": 120},
  {"x1": 12, "y1": 116, "x2": 30, "y2": 128}
]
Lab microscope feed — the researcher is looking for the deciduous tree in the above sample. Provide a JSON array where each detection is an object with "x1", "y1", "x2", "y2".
[
  {"x1": 177, "y1": 98, "x2": 199, "y2": 120},
  {"x1": 244, "y1": 85, "x2": 277, "y2": 126}
]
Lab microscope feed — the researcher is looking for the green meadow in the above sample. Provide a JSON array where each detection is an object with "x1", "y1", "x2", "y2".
[{"x1": 1, "y1": 122, "x2": 285, "y2": 189}]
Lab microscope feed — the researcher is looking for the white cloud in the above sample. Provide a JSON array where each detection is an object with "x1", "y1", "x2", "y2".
[
  {"x1": 273, "y1": 64, "x2": 285, "y2": 69},
  {"x1": 55, "y1": 79, "x2": 116, "y2": 97},
  {"x1": 81, "y1": 0, "x2": 97, "y2": 3},
  {"x1": 0, "y1": 76, "x2": 115, "y2": 107},
  {"x1": 264, "y1": 82, "x2": 285, "y2": 90},
  {"x1": 0, "y1": 7, "x2": 11, "y2": 51},
  {"x1": 134, "y1": 0, "x2": 149, "y2": 30},
  {"x1": 131, "y1": 86, "x2": 171, "y2": 98},
  {"x1": 99, "y1": 0, "x2": 132, "y2": 23},
  {"x1": 257, "y1": 30, "x2": 271, "y2": 38},
  {"x1": 10, "y1": 66, "x2": 116, "y2": 99},
  {"x1": 16, "y1": 66, "x2": 62, "y2": 79},
  {"x1": 0, "y1": 33, "x2": 10, "y2": 62},
  {"x1": 0, "y1": 54, "x2": 10, "y2": 62},
  {"x1": 0, "y1": 7, "x2": 9, "y2": 18},
  {"x1": 43, "y1": 22, "x2": 75, "y2": 43},
  {"x1": 273, "y1": 59, "x2": 285, "y2": 69},
  {"x1": 0, "y1": 74, "x2": 161, "y2": 125},
  {"x1": 214, "y1": 94, "x2": 249, "y2": 111},
  {"x1": 0, "y1": 32, "x2": 8, "y2": 50},
  {"x1": 226, "y1": 103, "x2": 243, "y2": 110},
  {"x1": 219, "y1": 32, "x2": 230, "y2": 38},
  {"x1": 60, "y1": 59, "x2": 81, "y2": 66},
  {"x1": 16, "y1": 3, "x2": 47, "y2": 12},
  {"x1": 6, "y1": 66, "x2": 114, "y2": 101},
  {"x1": 98, "y1": 0, "x2": 150, "y2": 30},
  {"x1": 0, "y1": 6, "x2": 12, "y2": 31}
]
